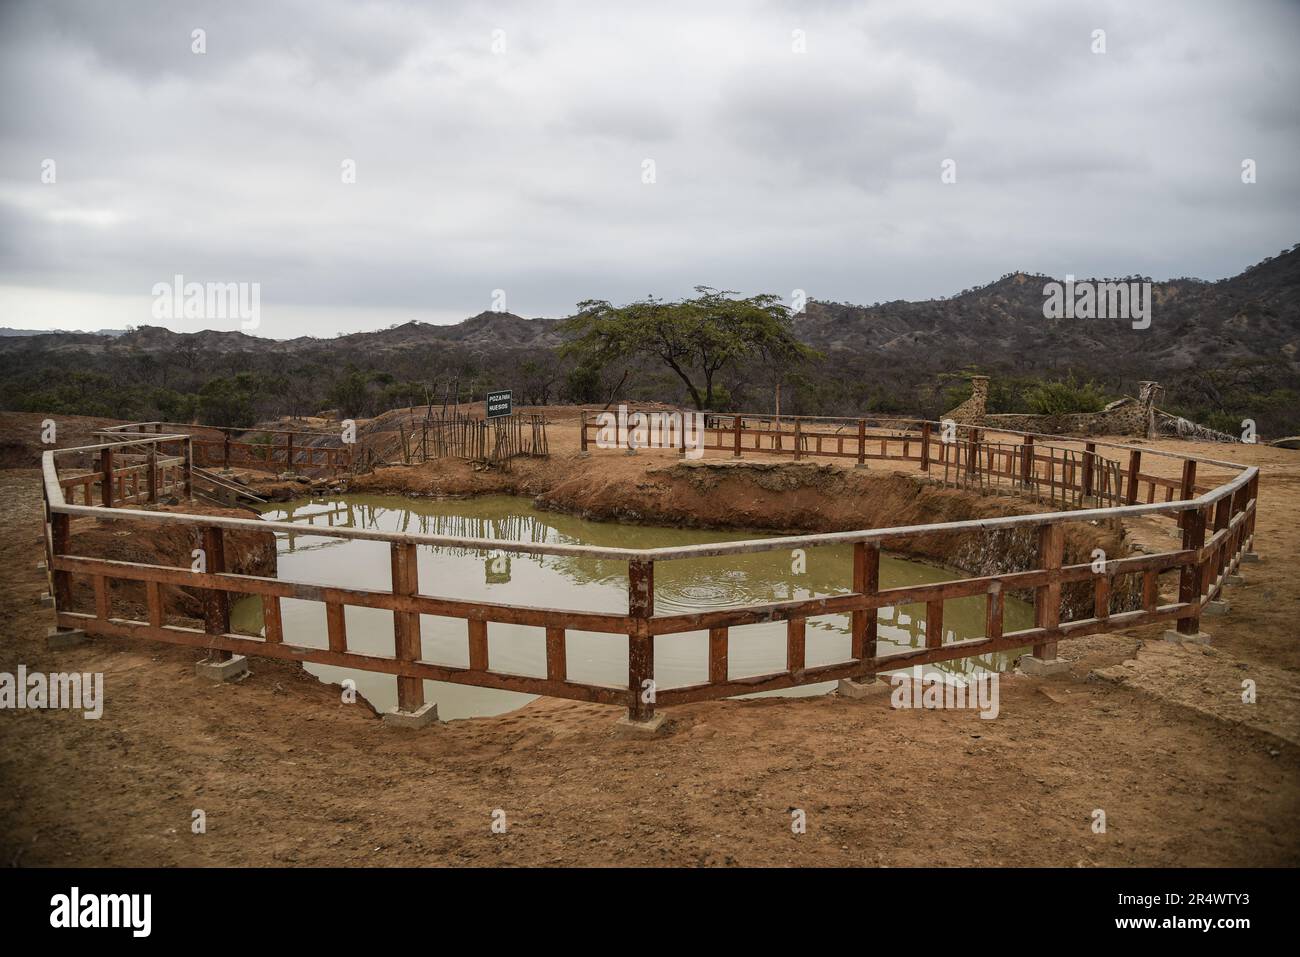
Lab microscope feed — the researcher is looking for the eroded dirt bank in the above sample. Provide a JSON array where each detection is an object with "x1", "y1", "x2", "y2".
[
  {"x1": 351, "y1": 455, "x2": 1131, "y2": 615},
  {"x1": 2, "y1": 431, "x2": 1299, "y2": 867},
  {"x1": 63, "y1": 502, "x2": 276, "y2": 621}
]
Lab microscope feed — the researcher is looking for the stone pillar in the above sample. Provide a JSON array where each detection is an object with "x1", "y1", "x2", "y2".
[
  {"x1": 1137, "y1": 381, "x2": 1161, "y2": 439},
  {"x1": 941, "y1": 374, "x2": 990, "y2": 426}
]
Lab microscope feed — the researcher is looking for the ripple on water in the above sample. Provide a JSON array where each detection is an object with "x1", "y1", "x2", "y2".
[{"x1": 654, "y1": 571, "x2": 766, "y2": 613}]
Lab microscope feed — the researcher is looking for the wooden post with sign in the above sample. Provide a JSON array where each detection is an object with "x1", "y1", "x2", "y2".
[{"x1": 486, "y1": 390, "x2": 512, "y2": 419}]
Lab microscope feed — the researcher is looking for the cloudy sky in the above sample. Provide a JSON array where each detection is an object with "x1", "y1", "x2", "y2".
[{"x1": 1, "y1": 0, "x2": 1297, "y2": 338}]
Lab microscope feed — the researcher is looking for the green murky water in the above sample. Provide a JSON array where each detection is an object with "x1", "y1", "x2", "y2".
[{"x1": 231, "y1": 494, "x2": 1032, "y2": 719}]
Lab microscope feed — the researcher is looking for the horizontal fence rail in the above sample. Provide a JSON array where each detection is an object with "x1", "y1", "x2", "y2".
[
  {"x1": 41, "y1": 413, "x2": 1260, "y2": 723},
  {"x1": 99, "y1": 422, "x2": 352, "y2": 475},
  {"x1": 579, "y1": 411, "x2": 1228, "y2": 511}
]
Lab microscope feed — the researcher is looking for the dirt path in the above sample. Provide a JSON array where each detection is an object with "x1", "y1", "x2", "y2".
[{"x1": 1, "y1": 428, "x2": 1298, "y2": 867}]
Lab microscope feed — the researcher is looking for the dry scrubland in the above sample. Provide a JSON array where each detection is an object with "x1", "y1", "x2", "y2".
[{"x1": 1, "y1": 410, "x2": 1298, "y2": 866}]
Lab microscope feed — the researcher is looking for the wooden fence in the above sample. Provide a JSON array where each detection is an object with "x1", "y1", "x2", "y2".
[
  {"x1": 366, "y1": 412, "x2": 549, "y2": 471},
  {"x1": 42, "y1": 417, "x2": 1259, "y2": 725},
  {"x1": 100, "y1": 422, "x2": 352, "y2": 474},
  {"x1": 581, "y1": 411, "x2": 1213, "y2": 509}
]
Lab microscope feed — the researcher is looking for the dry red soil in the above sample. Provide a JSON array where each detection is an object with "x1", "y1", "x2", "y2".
[{"x1": 1, "y1": 411, "x2": 1298, "y2": 866}]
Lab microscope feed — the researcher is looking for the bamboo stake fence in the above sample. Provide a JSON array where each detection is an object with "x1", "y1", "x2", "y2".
[{"x1": 370, "y1": 412, "x2": 549, "y2": 471}]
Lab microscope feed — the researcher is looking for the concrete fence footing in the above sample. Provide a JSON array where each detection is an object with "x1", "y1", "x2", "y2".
[
  {"x1": 615, "y1": 713, "x2": 667, "y2": 735},
  {"x1": 196, "y1": 655, "x2": 249, "y2": 682},
  {"x1": 837, "y1": 676, "x2": 891, "y2": 698},
  {"x1": 382, "y1": 701, "x2": 439, "y2": 729},
  {"x1": 1164, "y1": 629, "x2": 1211, "y2": 644},
  {"x1": 1203, "y1": 600, "x2": 1230, "y2": 617},
  {"x1": 46, "y1": 626, "x2": 88, "y2": 649},
  {"x1": 1020, "y1": 656, "x2": 1070, "y2": 676}
]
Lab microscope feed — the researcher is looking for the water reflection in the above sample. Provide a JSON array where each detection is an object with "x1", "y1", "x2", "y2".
[{"x1": 231, "y1": 495, "x2": 1033, "y2": 719}]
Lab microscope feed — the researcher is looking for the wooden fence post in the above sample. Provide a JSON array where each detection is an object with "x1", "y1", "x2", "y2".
[
  {"x1": 1245, "y1": 474, "x2": 1259, "y2": 550},
  {"x1": 626, "y1": 559, "x2": 656, "y2": 723},
  {"x1": 926, "y1": 598, "x2": 944, "y2": 649},
  {"x1": 850, "y1": 542, "x2": 880, "y2": 677},
  {"x1": 146, "y1": 445, "x2": 158, "y2": 503},
  {"x1": 1229, "y1": 484, "x2": 1250, "y2": 568},
  {"x1": 530, "y1": 620, "x2": 561, "y2": 685},
  {"x1": 201, "y1": 526, "x2": 232, "y2": 662},
  {"x1": 391, "y1": 542, "x2": 425, "y2": 714},
  {"x1": 100, "y1": 447, "x2": 113, "y2": 507},
  {"x1": 707, "y1": 625, "x2": 728, "y2": 684},
  {"x1": 986, "y1": 581, "x2": 1004, "y2": 641},
  {"x1": 51, "y1": 512, "x2": 72, "y2": 611},
  {"x1": 857, "y1": 419, "x2": 866, "y2": 468},
  {"x1": 793, "y1": 418, "x2": 802, "y2": 460},
  {"x1": 223, "y1": 434, "x2": 231, "y2": 471},
  {"x1": 1177, "y1": 459, "x2": 1197, "y2": 530},
  {"x1": 1212, "y1": 495, "x2": 1232, "y2": 586},
  {"x1": 1032, "y1": 523, "x2": 1063, "y2": 661},
  {"x1": 176, "y1": 439, "x2": 191, "y2": 501},
  {"x1": 1082, "y1": 442, "x2": 1096, "y2": 500},
  {"x1": 1177, "y1": 507, "x2": 1206, "y2": 636},
  {"x1": 733, "y1": 415, "x2": 742, "y2": 458},
  {"x1": 1125, "y1": 449, "x2": 1142, "y2": 505},
  {"x1": 920, "y1": 422, "x2": 931, "y2": 472},
  {"x1": 1020, "y1": 435, "x2": 1034, "y2": 487}
]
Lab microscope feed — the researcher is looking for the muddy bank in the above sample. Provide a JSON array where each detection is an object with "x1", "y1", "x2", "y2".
[
  {"x1": 65, "y1": 501, "x2": 276, "y2": 621},
  {"x1": 352, "y1": 455, "x2": 1134, "y2": 617}
]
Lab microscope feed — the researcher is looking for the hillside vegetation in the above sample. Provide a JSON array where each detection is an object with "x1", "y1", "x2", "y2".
[{"x1": 2, "y1": 247, "x2": 1297, "y2": 436}]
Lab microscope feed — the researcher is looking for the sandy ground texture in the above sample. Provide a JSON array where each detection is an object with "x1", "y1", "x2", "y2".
[{"x1": 1, "y1": 411, "x2": 1298, "y2": 867}]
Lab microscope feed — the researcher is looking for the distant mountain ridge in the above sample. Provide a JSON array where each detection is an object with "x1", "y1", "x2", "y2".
[
  {"x1": 0, "y1": 311, "x2": 562, "y2": 356},
  {"x1": 796, "y1": 246, "x2": 1299, "y2": 374},
  {"x1": 2, "y1": 247, "x2": 1296, "y2": 378},
  {"x1": 0, "y1": 327, "x2": 127, "y2": 337}
]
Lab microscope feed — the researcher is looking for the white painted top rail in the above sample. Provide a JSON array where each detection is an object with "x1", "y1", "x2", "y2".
[{"x1": 42, "y1": 421, "x2": 1256, "y2": 563}]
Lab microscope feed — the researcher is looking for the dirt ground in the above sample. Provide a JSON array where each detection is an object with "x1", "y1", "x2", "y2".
[{"x1": 1, "y1": 411, "x2": 1298, "y2": 866}]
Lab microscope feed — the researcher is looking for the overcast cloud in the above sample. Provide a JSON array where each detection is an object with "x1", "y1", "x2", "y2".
[{"x1": 1, "y1": 0, "x2": 1297, "y2": 338}]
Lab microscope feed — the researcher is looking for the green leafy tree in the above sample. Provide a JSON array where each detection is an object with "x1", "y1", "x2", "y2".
[
  {"x1": 327, "y1": 368, "x2": 375, "y2": 419},
  {"x1": 561, "y1": 361, "x2": 604, "y2": 404},
  {"x1": 196, "y1": 376, "x2": 258, "y2": 427},
  {"x1": 1023, "y1": 376, "x2": 1110, "y2": 416},
  {"x1": 560, "y1": 286, "x2": 815, "y2": 410}
]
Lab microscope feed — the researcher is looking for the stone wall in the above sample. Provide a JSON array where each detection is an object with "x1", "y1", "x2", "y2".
[{"x1": 948, "y1": 377, "x2": 1165, "y2": 438}]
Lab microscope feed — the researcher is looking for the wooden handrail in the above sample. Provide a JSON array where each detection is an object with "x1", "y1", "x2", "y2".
[{"x1": 40, "y1": 414, "x2": 1260, "y2": 725}]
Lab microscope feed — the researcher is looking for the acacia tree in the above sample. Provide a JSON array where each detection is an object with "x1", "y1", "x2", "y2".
[{"x1": 560, "y1": 286, "x2": 815, "y2": 410}]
